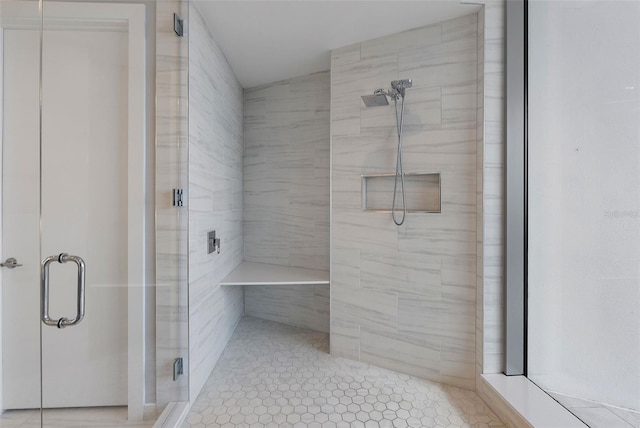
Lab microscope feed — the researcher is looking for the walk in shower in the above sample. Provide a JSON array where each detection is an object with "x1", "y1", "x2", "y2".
[{"x1": 0, "y1": 0, "x2": 189, "y2": 425}]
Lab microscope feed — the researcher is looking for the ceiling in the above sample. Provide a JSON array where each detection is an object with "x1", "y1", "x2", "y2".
[{"x1": 193, "y1": 1, "x2": 481, "y2": 88}]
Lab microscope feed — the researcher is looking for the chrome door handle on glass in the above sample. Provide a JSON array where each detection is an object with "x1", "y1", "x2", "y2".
[
  {"x1": 0, "y1": 257, "x2": 23, "y2": 269},
  {"x1": 41, "y1": 253, "x2": 86, "y2": 329}
]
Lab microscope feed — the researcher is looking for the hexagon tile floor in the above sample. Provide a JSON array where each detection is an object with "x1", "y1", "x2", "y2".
[{"x1": 183, "y1": 317, "x2": 504, "y2": 428}]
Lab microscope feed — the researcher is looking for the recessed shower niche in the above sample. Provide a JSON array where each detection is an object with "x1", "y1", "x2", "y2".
[{"x1": 361, "y1": 173, "x2": 441, "y2": 213}]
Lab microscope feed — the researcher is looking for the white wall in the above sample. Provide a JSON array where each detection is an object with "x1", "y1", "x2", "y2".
[
  {"x1": 188, "y1": 2, "x2": 244, "y2": 402},
  {"x1": 528, "y1": 0, "x2": 640, "y2": 411}
]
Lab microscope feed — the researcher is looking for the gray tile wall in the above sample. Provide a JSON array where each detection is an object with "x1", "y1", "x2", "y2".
[
  {"x1": 476, "y1": 6, "x2": 486, "y2": 384},
  {"x1": 188, "y1": 2, "x2": 244, "y2": 401},
  {"x1": 243, "y1": 71, "x2": 330, "y2": 272},
  {"x1": 478, "y1": 0, "x2": 506, "y2": 378},
  {"x1": 330, "y1": 14, "x2": 480, "y2": 390},
  {"x1": 244, "y1": 284, "x2": 330, "y2": 333}
]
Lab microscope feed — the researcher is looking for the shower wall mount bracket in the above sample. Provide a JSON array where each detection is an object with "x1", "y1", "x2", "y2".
[
  {"x1": 208, "y1": 231, "x2": 221, "y2": 254},
  {"x1": 173, "y1": 357, "x2": 184, "y2": 381},
  {"x1": 173, "y1": 188, "x2": 184, "y2": 207},
  {"x1": 173, "y1": 13, "x2": 184, "y2": 37}
]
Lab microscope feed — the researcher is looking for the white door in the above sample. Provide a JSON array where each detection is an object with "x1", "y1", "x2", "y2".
[{"x1": 2, "y1": 14, "x2": 129, "y2": 409}]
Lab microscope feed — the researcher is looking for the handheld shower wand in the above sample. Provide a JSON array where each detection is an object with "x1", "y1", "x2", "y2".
[{"x1": 360, "y1": 79, "x2": 412, "y2": 226}]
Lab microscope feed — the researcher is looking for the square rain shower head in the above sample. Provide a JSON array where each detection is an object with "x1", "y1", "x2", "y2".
[{"x1": 361, "y1": 93, "x2": 389, "y2": 107}]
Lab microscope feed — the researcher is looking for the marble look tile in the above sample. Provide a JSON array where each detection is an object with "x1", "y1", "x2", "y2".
[
  {"x1": 187, "y1": 3, "x2": 244, "y2": 402},
  {"x1": 440, "y1": 171, "x2": 477, "y2": 215},
  {"x1": 480, "y1": 0, "x2": 506, "y2": 376},
  {"x1": 397, "y1": 215, "x2": 477, "y2": 258},
  {"x1": 360, "y1": 249, "x2": 441, "y2": 297},
  {"x1": 243, "y1": 71, "x2": 330, "y2": 272},
  {"x1": 332, "y1": 286, "x2": 398, "y2": 333},
  {"x1": 361, "y1": 24, "x2": 441, "y2": 60},
  {"x1": 442, "y1": 83, "x2": 478, "y2": 129},
  {"x1": 331, "y1": 12, "x2": 482, "y2": 388},
  {"x1": 330, "y1": 319, "x2": 361, "y2": 360},
  {"x1": 332, "y1": 55, "x2": 398, "y2": 100},
  {"x1": 184, "y1": 317, "x2": 504, "y2": 428},
  {"x1": 442, "y1": 13, "x2": 479, "y2": 42},
  {"x1": 475, "y1": 5, "x2": 486, "y2": 383},
  {"x1": 397, "y1": 295, "x2": 442, "y2": 337},
  {"x1": 332, "y1": 212, "x2": 399, "y2": 249},
  {"x1": 244, "y1": 284, "x2": 330, "y2": 333},
  {"x1": 360, "y1": 102, "x2": 399, "y2": 130},
  {"x1": 244, "y1": 285, "x2": 291, "y2": 325},
  {"x1": 397, "y1": 296, "x2": 474, "y2": 346},
  {"x1": 401, "y1": 61, "x2": 478, "y2": 92},
  {"x1": 330, "y1": 90, "x2": 361, "y2": 138},
  {"x1": 332, "y1": 133, "x2": 398, "y2": 176},
  {"x1": 291, "y1": 285, "x2": 330, "y2": 333},
  {"x1": 442, "y1": 256, "x2": 477, "y2": 303},
  {"x1": 402, "y1": 128, "x2": 478, "y2": 154},
  {"x1": 401, "y1": 86, "x2": 442, "y2": 128},
  {"x1": 441, "y1": 335, "x2": 476, "y2": 386},
  {"x1": 331, "y1": 247, "x2": 361, "y2": 289},
  {"x1": 400, "y1": 38, "x2": 478, "y2": 72},
  {"x1": 331, "y1": 43, "x2": 361, "y2": 67},
  {"x1": 359, "y1": 328, "x2": 441, "y2": 380}
]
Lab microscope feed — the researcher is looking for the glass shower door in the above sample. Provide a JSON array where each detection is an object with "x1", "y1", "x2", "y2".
[
  {"x1": 40, "y1": 3, "x2": 127, "y2": 421},
  {"x1": 2, "y1": 0, "x2": 189, "y2": 425},
  {"x1": 528, "y1": 1, "x2": 640, "y2": 425},
  {"x1": 1, "y1": 0, "x2": 146, "y2": 425},
  {"x1": 38, "y1": 1, "x2": 146, "y2": 425}
]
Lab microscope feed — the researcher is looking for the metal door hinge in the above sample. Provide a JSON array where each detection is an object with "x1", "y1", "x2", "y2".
[
  {"x1": 173, "y1": 188, "x2": 184, "y2": 207},
  {"x1": 173, "y1": 357, "x2": 184, "y2": 381},
  {"x1": 174, "y1": 13, "x2": 184, "y2": 37}
]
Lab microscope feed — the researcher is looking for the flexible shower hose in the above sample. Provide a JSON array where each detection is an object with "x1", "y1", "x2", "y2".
[{"x1": 392, "y1": 95, "x2": 407, "y2": 226}]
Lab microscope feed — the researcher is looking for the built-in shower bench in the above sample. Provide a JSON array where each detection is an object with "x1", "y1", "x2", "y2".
[
  {"x1": 220, "y1": 261, "x2": 329, "y2": 286},
  {"x1": 221, "y1": 261, "x2": 330, "y2": 333}
]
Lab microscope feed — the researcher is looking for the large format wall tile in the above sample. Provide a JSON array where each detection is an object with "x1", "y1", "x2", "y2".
[
  {"x1": 330, "y1": 13, "x2": 480, "y2": 391},
  {"x1": 244, "y1": 284, "x2": 330, "y2": 333},
  {"x1": 243, "y1": 72, "x2": 330, "y2": 272},
  {"x1": 477, "y1": 0, "x2": 506, "y2": 381},
  {"x1": 187, "y1": 2, "x2": 244, "y2": 402}
]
